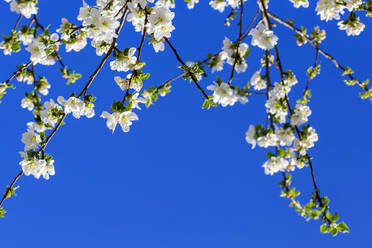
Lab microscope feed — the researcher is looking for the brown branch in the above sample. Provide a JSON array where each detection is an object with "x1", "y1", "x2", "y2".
[
  {"x1": 78, "y1": 8, "x2": 128, "y2": 98},
  {"x1": 13, "y1": 15, "x2": 22, "y2": 30},
  {"x1": 164, "y1": 38, "x2": 209, "y2": 99},
  {"x1": 0, "y1": 171, "x2": 23, "y2": 206},
  {"x1": 3, "y1": 62, "x2": 32, "y2": 85},
  {"x1": 0, "y1": 8, "x2": 129, "y2": 211},
  {"x1": 303, "y1": 48, "x2": 319, "y2": 97},
  {"x1": 259, "y1": 0, "x2": 326, "y2": 215},
  {"x1": 122, "y1": 11, "x2": 148, "y2": 104},
  {"x1": 267, "y1": 11, "x2": 369, "y2": 91},
  {"x1": 227, "y1": 5, "x2": 260, "y2": 85},
  {"x1": 241, "y1": 8, "x2": 260, "y2": 40}
]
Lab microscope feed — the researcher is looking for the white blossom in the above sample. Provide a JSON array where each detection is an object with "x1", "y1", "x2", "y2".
[
  {"x1": 209, "y1": 0, "x2": 227, "y2": 12},
  {"x1": 110, "y1": 48, "x2": 137, "y2": 72},
  {"x1": 147, "y1": 6, "x2": 175, "y2": 41},
  {"x1": 275, "y1": 126, "x2": 295, "y2": 146},
  {"x1": 40, "y1": 99, "x2": 62, "y2": 128},
  {"x1": 338, "y1": 18, "x2": 365, "y2": 36},
  {"x1": 57, "y1": 96, "x2": 95, "y2": 119},
  {"x1": 294, "y1": 127, "x2": 318, "y2": 155},
  {"x1": 289, "y1": 0, "x2": 309, "y2": 8},
  {"x1": 250, "y1": 69, "x2": 267, "y2": 90},
  {"x1": 21, "y1": 128, "x2": 41, "y2": 151},
  {"x1": 290, "y1": 103, "x2": 311, "y2": 126},
  {"x1": 9, "y1": 0, "x2": 37, "y2": 18},
  {"x1": 19, "y1": 152, "x2": 55, "y2": 180},
  {"x1": 262, "y1": 156, "x2": 289, "y2": 175},
  {"x1": 186, "y1": 0, "x2": 199, "y2": 9},
  {"x1": 207, "y1": 82, "x2": 238, "y2": 107},
  {"x1": 257, "y1": 132, "x2": 278, "y2": 148},
  {"x1": 249, "y1": 21, "x2": 278, "y2": 50},
  {"x1": 316, "y1": 0, "x2": 344, "y2": 22},
  {"x1": 101, "y1": 110, "x2": 139, "y2": 133},
  {"x1": 21, "y1": 97, "x2": 34, "y2": 111},
  {"x1": 245, "y1": 125, "x2": 257, "y2": 149}
]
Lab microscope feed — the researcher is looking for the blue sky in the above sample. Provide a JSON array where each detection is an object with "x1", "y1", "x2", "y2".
[{"x1": 0, "y1": 1, "x2": 371, "y2": 247}]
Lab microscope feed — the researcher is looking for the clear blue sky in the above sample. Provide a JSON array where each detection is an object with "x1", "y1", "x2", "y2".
[{"x1": 1, "y1": 1, "x2": 371, "y2": 247}]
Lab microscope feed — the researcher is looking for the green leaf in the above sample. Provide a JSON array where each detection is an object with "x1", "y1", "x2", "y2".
[
  {"x1": 0, "y1": 207, "x2": 6, "y2": 218},
  {"x1": 320, "y1": 223, "x2": 332, "y2": 233},
  {"x1": 331, "y1": 228, "x2": 338, "y2": 237},
  {"x1": 332, "y1": 212, "x2": 339, "y2": 222},
  {"x1": 336, "y1": 222, "x2": 350, "y2": 233}
]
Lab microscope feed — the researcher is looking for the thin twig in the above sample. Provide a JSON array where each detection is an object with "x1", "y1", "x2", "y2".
[
  {"x1": 164, "y1": 38, "x2": 209, "y2": 99},
  {"x1": 13, "y1": 15, "x2": 22, "y2": 30},
  {"x1": 78, "y1": 8, "x2": 128, "y2": 98}
]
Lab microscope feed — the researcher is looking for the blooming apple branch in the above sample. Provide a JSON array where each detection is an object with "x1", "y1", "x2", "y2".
[{"x1": 0, "y1": 0, "x2": 370, "y2": 237}]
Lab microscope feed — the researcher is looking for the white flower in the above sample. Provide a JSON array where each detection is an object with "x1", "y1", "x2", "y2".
[
  {"x1": 344, "y1": 0, "x2": 362, "y2": 11},
  {"x1": 257, "y1": 133, "x2": 278, "y2": 148},
  {"x1": 338, "y1": 18, "x2": 365, "y2": 36},
  {"x1": 249, "y1": 21, "x2": 278, "y2": 50},
  {"x1": 156, "y1": 0, "x2": 175, "y2": 8},
  {"x1": 27, "y1": 122, "x2": 46, "y2": 133},
  {"x1": 130, "y1": 93, "x2": 146, "y2": 110},
  {"x1": 57, "y1": 96, "x2": 94, "y2": 119},
  {"x1": 209, "y1": 0, "x2": 227, "y2": 12},
  {"x1": 110, "y1": 48, "x2": 137, "y2": 72},
  {"x1": 245, "y1": 125, "x2": 257, "y2": 149},
  {"x1": 275, "y1": 126, "x2": 295, "y2": 146},
  {"x1": 83, "y1": 7, "x2": 120, "y2": 44},
  {"x1": 147, "y1": 6, "x2": 175, "y2": 41},
  {"x1": 41, "y1": 159, "x2": 55, "y2": 180},
  {"x1": 101, "y1": 111, "x2": 139, "y2": 133},
  {"x1": 127, "y1": 2, "x2": 146, "y2": 32},
  {"x1": 125, "y1": 73, "x2": 143, "y2": 91},
  {"x1": 265, "y1": 98, "x2": 288, "y2": 124},
  {"x1": 227, "y1": 0, "x2": 246, "y2": 8},
  {"x1": 21, "y1": 128, "x2": 41, "y2": 151},
  {"x1": 26, "y1": 40, "x2": 46, "y2": 65},
  {"x1": 220, "y1": 37, "x2": 249, "y2": 73},
  {"x1": 16, "y1": 73, "x2": 34, "y2": 85},
  {"x1": 207, "y1": 82, "x2": 238, "y2": 107},
  {"x1": 151, "y1": 38, "x2": 165, "y2": 53},
  {"x1": 114, "y1": 76, "x2": 129, "y2": 91},
  {"x1": 289, "y1": 0, "x2": 309, "y2": 8},
  {"x1": 262, "y1": 156, "x2": 289, "y2": 175},
  {"x1": 288, "y1": 148, "x2": 306, "y2": 169},
  {"x1": 101, "y1": 111, "x2": 120, "y2": 132},
  {"x1": 211, "y1": 55, "x2": 224, "y2": 73},
  {"x1": 20, "y1": 156, "x2": 46, "y2": 178},
  {"x1": 294, "y1": 126, "x2": 318, "y2": 155},
  {"x1": 290, "y1": 103, "x2": 311, "y2": 126},
  {"x1": 40, "y1": 99, "x2": 62, "y2": 128},
  {"x1": 132, "y1": 0, "x2": 154, "y2": 9},
  {"x1": 38, "y1": 79, "x2": 51, "y2": 96},
  {"x1": 250, "y1": 69, "x2": 267, "y2": 90},
  {"x1": 186, "y1": 0, "x2": 199, "y2": 9},
  {"x1": 77, "y1": 0, "x2": 90, "y2": 21},
  {"x1": 316, "y1": 0, "x2": 344, "y2": 22},
  {"x1": 9, "y1": 0, "x2": 38, "y2": 18},
  {"x1": 21, "y1": 97, "x2": 34, "y2": 111},
  {"x1": 19, "y1": 33, "x2": 34, "y2": 45},
  {"x1": 58, "y1": 96, "x2": 84, "y2": 118},
  {"x1": 19, "y1": 152, "x2": 55, "y2": 180}
]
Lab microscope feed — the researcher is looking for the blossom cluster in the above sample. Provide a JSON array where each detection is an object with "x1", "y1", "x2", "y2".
[
  {"x1": 290, "y1": 0, "x2": 366, "y2": 36},
  {"x1": 242, "y1": 57, "x2": 318, "y2": 176},
  {"x1": 207, "y1": 80, "x2": 248, "y2": 107},
  {"x1": 0, "y1": 0, "x2": 367, "y2": 234},
  {"x1": 4, "y1": 0, "x2": 38, "y2": 19}
]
